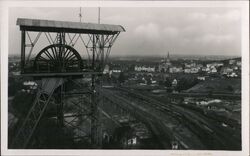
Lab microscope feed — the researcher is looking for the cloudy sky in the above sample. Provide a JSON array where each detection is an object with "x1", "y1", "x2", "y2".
[{"x1": 9, "y1": 7, "x2": 241, "y2": 56}]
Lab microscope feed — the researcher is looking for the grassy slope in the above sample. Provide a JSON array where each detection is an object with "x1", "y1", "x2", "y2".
[{"x1": 185, "y1": 78, "x2": 241, "y2": 94}]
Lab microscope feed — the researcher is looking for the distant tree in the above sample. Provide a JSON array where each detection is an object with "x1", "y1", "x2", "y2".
[
  {"x1": 176, "y1": 77, "x2": 199, "y2": 92},
  {"x1": 191, "y1": 78, "x2": 199, "y2": 86},
  {"x1": 176, "y1": 78, "x2": 188, "y2": 92},
  {"x1": 8, "y1": 77, "x2": 23, "y2": 96},
  {"x1": 95, "y1": 77, "x2": 101, "y2": 85},
  {"x1": 166, "y1": 88, "x2": 173, "y2": 93},
  {"x1": 118, "y1": 72, "x2": 126, "y2": 84},
  {"x1": 106, "y1": 74, "x2": 112, "y2": 84},
  {"x1": 12, "y1": 92, "x2": 36, "y2": 116},
  {"x1": 146, "y1": 77, "x2": 151, "y2": 85},
  {"x1": 217, "y1": 66, "x2": 223, "y2": 73},
  {"x1": 226, "y1": 85, "x2": 234, "y2": 92},
  {"x1": 128, "y1": 64, "x2": 135, "y2": 71},
  {"x1": 158, "y1": 80, "x2": 164, "y2": 86},
  {"x1": 164, "y1": 78, "x2": 172, "y2": 87},
  {"x1": 208, "y1": 90, "x2": 213, "y2": 97}
]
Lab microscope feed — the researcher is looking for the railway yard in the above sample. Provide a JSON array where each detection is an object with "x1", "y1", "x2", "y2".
[{"x1": 99, "y1": 86, "x2": 241, "y2": 150}]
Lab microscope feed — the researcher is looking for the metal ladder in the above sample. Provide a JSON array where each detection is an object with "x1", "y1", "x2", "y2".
[{"x1": 10, "y1": 78, "x2": 63, "y2": 149}]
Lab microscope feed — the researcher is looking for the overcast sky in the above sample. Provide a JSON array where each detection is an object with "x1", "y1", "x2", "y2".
[{"x1": 9, "y1": 7, "x2": 241, "y2": 56}]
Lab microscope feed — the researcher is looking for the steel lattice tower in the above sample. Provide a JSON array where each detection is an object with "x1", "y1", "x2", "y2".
[{"x1": 10, "y1": 18, "x2": 125, "y2": 149}]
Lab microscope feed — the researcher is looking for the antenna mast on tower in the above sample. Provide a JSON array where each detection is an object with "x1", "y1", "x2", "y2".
[
  {"x1": 98, "y1": 7, "x2": 100, "y2": 24},
  {"x1": 79, "y1": 7, "x2": 82, "y2": 22}
]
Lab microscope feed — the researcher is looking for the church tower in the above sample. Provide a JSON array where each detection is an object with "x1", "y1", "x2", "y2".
[
  {"x1": 166, "y1": 52, "x2": 170, "y2": 64},
  {"x1": 159, "y1": 52, "x2": 172, "y2": 72}
]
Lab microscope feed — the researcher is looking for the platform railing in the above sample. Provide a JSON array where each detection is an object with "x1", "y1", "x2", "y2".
[{"x1": 22, "y1": 60, "x2": 104, "y2": 75}]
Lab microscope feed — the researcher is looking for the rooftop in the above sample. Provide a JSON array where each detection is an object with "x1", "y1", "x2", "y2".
[{"x1": 16, "y1": 18, "x2": 125, "y2": 34}]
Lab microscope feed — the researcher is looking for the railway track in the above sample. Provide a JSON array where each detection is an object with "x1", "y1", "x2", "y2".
[
  {"x1": 100, "y1": 87, "x2": 205, "y2": 149},
  {"x1": 106, "y1": 86, "x2": 241, "y2": 150}
]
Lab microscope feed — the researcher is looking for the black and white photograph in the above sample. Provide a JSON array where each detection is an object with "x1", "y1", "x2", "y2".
[{"x1": 1, "y1": 1, "x2": 249, "y2": 156}]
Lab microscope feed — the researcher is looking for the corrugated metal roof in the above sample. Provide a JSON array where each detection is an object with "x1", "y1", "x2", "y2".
[{"x1": 16, "y1": 18, "x2": 125, "y2": 34}]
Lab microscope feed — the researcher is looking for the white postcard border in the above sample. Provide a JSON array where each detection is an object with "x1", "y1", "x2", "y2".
[{"x1": 1, "y1": 1, "x2": 249, "y2": 156}]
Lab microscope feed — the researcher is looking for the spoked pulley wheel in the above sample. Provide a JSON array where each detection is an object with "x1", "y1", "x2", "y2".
[{"x1": 34, "y1": 44, "x2": 82, "y2": 72}]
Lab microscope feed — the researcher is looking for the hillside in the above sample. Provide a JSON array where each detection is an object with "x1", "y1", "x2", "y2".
[{"x1": 185, "y1": 78, "x2": 241, "y2": 94}]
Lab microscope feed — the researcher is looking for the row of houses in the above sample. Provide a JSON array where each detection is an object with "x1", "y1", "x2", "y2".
[
  {"x1": 134, "y1": 66, "x2": 155, "y2": 72},
  {"x1": 104, "y1": 57, "x2": 241, "y2": 79}
]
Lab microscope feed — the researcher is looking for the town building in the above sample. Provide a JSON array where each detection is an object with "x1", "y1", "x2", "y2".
[
  {"x1": 221, "y1": 67, "x2": 234, "y2": 75},
  {"x1": 229, "y1": 59, "x2": 236, "y2": 65},
  {"x1": 134, "y1": 66, "x2": 155, "y2": 72},
  {"x1": 172, "y1": 79, "x2": 178, "y2": 87},
  {"x1": 197, "y1": 76, "x2": 206, "y2": 81},
  {"x1": 184, "y1": 68, "x2": 191, "y2": 73},
  {"x1": 190, "y1": 67, "x2": 199, "y2": 73},
  {"x1": 103, "y1": 65, "x2": 110, "y2": 74},
  {"x1": 169, "y1": 67, "x2": 183, "y2": 73},
  {"x1": 236, "y1": 61, "x2": 241, "y2": 66}
]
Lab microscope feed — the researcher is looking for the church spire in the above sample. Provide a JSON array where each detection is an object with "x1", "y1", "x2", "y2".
[{"x1": 166, "y1": 51, "x2": 170, "y2": 63}]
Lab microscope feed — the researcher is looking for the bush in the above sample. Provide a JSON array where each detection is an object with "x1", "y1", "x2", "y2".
[
  {"x1": 176, "y1": 77, "x2": 199, "y2": 92},
  {"x1": 164, "y1": 78, "x2": 172, "y2": 87},
  {"x1": 12, "y1": 92, "x2": 36, "y2": 116},
  {"x1": 226, "y1": 85, "x2": 234, "y2": 92},
  {"x1": 8, "y1": 77, "x2": 23, "y2": 96}
]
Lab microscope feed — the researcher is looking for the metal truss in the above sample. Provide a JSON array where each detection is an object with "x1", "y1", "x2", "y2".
[
  {"x1": 11, "y1": 78, "x2": 63, "y2": 148},
  {"x1": 16, "y1": 25, "x2": 122, "y2": 148},
  {"x1": 63, "y1": 95, "x2": 92, "y2": 143},
  {"x1": 22, "y1": 31, "x2": 120, "y2": 73}
]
